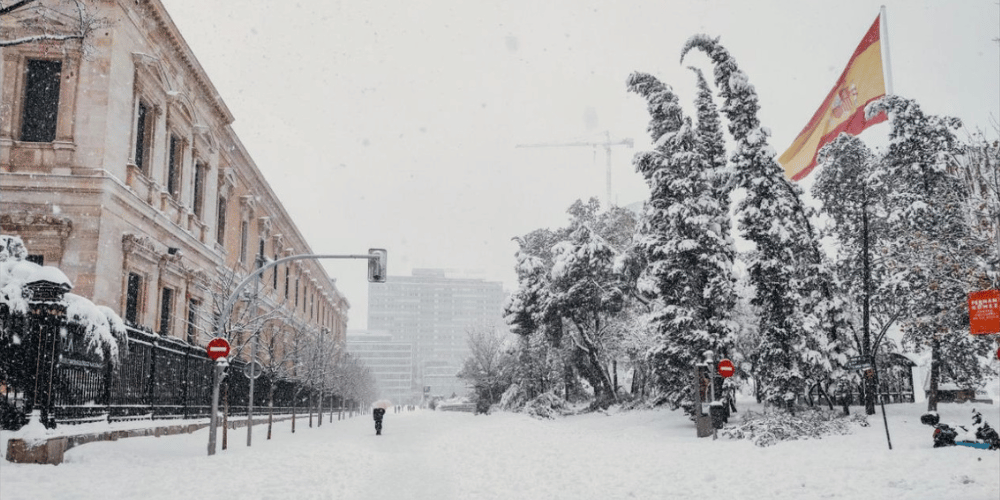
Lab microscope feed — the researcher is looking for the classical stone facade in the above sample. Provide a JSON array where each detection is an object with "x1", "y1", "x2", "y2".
[{"x1": 0, "y1": 1, "x2": 349, "y2": 356}]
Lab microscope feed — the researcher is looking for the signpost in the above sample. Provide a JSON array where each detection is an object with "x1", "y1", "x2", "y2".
[
  {"x1": 717, "y1": 359, "x2": 735, "y2": 378},
  {"x1": 207, "y1": 338, "x2": 230, "y2": 361},
  {"x1": 845, "y1": 355, "x2": 873, "y2": 371},
  {"x1": 969, "y1": 289, "x2": 1000, "y2": 335},
  {"x1": 205, "y1": 250, "x2": 388, "y2": 456},
  {"x1": 243, "y1": 360, "x2": 263, "y2": 380}
]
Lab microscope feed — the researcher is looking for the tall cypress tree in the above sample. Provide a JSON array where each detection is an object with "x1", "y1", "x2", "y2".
[
  {"x1": 681, "y1": 36, "x2": 850, "y2": 407},
  {"x1": 627, "y1": 72, "x2": 738, "y2": 407}
]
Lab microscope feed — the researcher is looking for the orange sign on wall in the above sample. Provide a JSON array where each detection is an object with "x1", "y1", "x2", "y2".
[{"x1": 969, "y1": 290, "x2": 1000, "y2": 335}]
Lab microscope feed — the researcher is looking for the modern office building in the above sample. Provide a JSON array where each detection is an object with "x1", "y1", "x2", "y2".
[
  {"x1": 368, "y1": 269, "x2": 507, "y2": 398},
  {"x1": 346, "y1": 330, "x2": 415, "y2": 405}
]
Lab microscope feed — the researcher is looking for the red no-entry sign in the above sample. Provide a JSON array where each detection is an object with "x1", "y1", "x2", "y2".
[
  {"x1": 207, "y1": 338, "x2": 231, "y2": 360},
  {"x1": 717, "y1": 359, "x2": 735, "y2": 378}
]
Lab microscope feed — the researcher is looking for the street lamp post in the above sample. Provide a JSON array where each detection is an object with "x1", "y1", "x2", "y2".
[{"x1": 207, "y1": 250, "x2": 386, "y2": 456}]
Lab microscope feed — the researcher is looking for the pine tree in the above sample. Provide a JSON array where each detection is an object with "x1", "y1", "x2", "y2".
[
  {"x1": 865, "y1": 96, "x2": 996, "y2": 410},
  {"x1": 548, "y1": 225, "x2": 629, "y2": 406},
  {"x1": 814, "y1": 133, "x2": 892, "y2": 414},
  {"x1": 626, "y1": 72, "x2": 738, "y2": 408},
  {"x1": 681, "y1": 36, "x2": 850, "y2": 407}
]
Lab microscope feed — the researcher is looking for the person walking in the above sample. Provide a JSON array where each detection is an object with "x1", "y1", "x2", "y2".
[{"x1": 373, "y1": 407, "x2": 385, "y2": 435}]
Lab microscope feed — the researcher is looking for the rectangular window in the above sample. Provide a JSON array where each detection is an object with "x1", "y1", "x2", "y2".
[
  {"x1": 216, "y1": 196, "x2": 227, "y2": 244},
  {"x1": 159, "y1": 287, "x2": 174, "y2": 336},
  {"x1": 284, "y1": 267, "x2": 290, "y2": 300},
  {"x1": 273, "y1": 253, "x2": 279, "y2": 290},
  {"x1": 125, "y1": 272, "x2": 142, "y2": 325},
  {"x1": 167, "y1": 135, "x2": 181, "y2": 196},
  {"x1": 134, "y1": 101, "x2": 152, "y2": 174},
  {"x1": 186, "y1": 298, "x2": 200, "y2": 344},
  {"x1": 295, "y1": 277, "x2": 299, "y2": 307},
  {"x1": 240, "y1": 220, "x2": 249, "y2": 263},
  {"x1": 20, "y1": 59, "x2": 62, "y2": 143},
  {"x1": 193, "y1": 163, "x2": 205, "y2": 218}
]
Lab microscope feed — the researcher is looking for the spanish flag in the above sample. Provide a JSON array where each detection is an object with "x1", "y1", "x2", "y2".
[{"x1": 779, "y1": 15, "x2": 888, "y2": 181}]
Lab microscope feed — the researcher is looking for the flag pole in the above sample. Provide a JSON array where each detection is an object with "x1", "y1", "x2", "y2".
[{"x1": 880, "y1": 5, "x2": 895, "y2": 96}]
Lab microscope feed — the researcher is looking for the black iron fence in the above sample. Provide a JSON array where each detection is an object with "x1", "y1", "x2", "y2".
[{"x1": 1, "y1": 308, "x2": 343, "y2": 430}]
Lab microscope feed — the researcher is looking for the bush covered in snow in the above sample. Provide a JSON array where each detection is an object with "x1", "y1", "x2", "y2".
[
  {"x1": 498, "y1": 383, "x2": 528, "y2": 411},
  {"x1": 1, "y1": 234, "x2": 127, "y2": 365},
  {"x1": 721, "y1": 408, "x2": 869, "y2": 447},
  {"x1": 522, "y1": 391, "x2": 572, "y2": 420}
]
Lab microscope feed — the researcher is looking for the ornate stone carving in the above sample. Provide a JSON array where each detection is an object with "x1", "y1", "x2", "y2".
[{"x1": 122, "y1": 233, "x2": 156, "y2": 256}]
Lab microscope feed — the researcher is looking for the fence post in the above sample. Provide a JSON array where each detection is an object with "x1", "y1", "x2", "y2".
[
  {"x1": 23, "y1": 278, "x2": 71, "y2": 429},
  {"x1": 182, "y1": 348, "x2": 190, "y2": 419},
  {"x1": 102, "y1": 344, "x2": 113, "y2": 422},
  {"x1": 147, "y1": 337, "x2": 158, "y2": 416}
]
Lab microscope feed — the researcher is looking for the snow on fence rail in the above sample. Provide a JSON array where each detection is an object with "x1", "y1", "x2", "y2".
[{"x1": 1, "y1": 326, "x2": 343, "y2": 430}]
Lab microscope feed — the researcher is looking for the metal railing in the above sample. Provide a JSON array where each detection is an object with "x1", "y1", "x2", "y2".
[{"x1": 1, "y1": 323, "x2": 343, "y2": 429}]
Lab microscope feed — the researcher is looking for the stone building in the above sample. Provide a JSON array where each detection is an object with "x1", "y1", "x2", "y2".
[{"x1": 0, "y1": 1, "x2": 348, "y2": 360}]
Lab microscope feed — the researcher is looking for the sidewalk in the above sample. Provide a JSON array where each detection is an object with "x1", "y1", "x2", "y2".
[{"x1": 1, "y1": 412, "x2": 332, "y2": 465}]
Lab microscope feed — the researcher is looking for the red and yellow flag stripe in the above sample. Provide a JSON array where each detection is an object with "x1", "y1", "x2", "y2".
[{"x1": 780, "y1": 16, "x2": 887, "y2": 181}]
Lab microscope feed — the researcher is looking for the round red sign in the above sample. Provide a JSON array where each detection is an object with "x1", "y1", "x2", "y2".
[
  {"x1": 206, "y1": 338, "x2": 231, "y2": 361},
  {"x1": 717, "y1": 359, "x2": 736, "y2": 378}
]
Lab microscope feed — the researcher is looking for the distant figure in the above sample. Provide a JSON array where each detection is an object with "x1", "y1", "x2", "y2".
[{"x1": 373, "y1": 407, "x2": 385, "y2": 435}]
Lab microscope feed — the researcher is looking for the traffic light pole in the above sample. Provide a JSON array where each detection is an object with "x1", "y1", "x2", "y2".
[{"x1": 207, "y1": 251, "x2": 385, "y2": 456}]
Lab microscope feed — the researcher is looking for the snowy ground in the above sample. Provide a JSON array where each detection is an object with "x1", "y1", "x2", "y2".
[{"x1": 1, "y1": 401, "x2": 998, "y2": 500}]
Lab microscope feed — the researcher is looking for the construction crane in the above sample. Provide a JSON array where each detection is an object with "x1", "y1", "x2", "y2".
[{"x1": 516, "y1": 131, "x2": 634, "y2": 207}]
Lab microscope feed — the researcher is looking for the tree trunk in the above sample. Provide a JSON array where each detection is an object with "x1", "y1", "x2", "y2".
[
  {"x1": 861, "y1": 204, "x2": 876, "y2": 416},
  {"x1": 574, "y1": 323, "x2": 616, "y2": 404},
  {"x1": 291, "y1": 389, "x2": 298, "y2": 433},
  {"x1": 267, "y1": 382, "x2": 274, "y2": 440},
  {"x1": 927, "y1": 337, "x2": 940, "y2": 412},
  {"x1": 222, "y1": 382, "x2": 229, "y2": 451}
]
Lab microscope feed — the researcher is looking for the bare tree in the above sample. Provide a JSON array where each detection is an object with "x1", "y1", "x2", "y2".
[
  {"x1": 457, "y1": 326, "x2": 514, "y2": 413},
  {"x1": 201, "y1": 263, "x2": 283, "y2": 450},
  {"x1": 1, "y1": 0, "x2": 105, "y2": 48}
]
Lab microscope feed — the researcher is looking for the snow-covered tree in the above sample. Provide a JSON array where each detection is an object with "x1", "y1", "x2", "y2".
[
  {"x1": 457, "y1": 326, "x2": 515, "y2": 412},
  {"x1": 864, "y1": 96, "x2": 996, "y2": 411},
  {"x1": 548, "y1": 225, "x2": 628, "y2": 406},
  {"x1": 814, "y1": 133, "x2": 895, "y2": 414},
  {"x1": 505, "y1": 199, "x2": 641, "y2": 407},
  {"x1": 626, "y1": 71, "x2": 738, "y2": 408},
  {"x1": 954, "y1": 129, "x2": 1000, "y2": 273},
  {"x1": 681, "y1": 36, "x2": 851, "y2": 407}
]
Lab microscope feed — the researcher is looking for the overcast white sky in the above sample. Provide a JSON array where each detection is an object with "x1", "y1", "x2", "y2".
[{"x1": 159, "y1": 0, "x2": 999, "y2": 329}]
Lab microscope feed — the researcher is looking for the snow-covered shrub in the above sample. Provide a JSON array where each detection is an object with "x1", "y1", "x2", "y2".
[
  {"x1": 1, "y1": 235, "x2": 127, "y2": 367},
  {"x1": 721, "y1": 408, "x2": 868, "y2": 447},
  {"x1": 0, "y1": 235, "x2": 28, "y2": 262},
  {"x1": 523, "y1": 391, "x2": 571, "y2": 420},
  {"x1": 499, "y1": 383, "x2": 528, "y2": 411}
]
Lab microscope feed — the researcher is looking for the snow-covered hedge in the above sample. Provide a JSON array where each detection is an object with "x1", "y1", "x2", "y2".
[
  {"x1": 523, "y1": 392, "x2": 572, "y2": 420},
  {"x1": 0, "y1": 235, "x2": 126, "y2": 364},
  {"x1": 721, "y1": 408, "x2": 869, "y2": 447}
]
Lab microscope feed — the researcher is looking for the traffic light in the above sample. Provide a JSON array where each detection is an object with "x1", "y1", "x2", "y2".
[{"x1": 368, "y1": 248, "x2": 387, "y2": 283}]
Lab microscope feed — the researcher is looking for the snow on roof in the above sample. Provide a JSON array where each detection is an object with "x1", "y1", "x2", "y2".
[{"x1": 27, "y1": 266, "x2": 73, "y2": 288}]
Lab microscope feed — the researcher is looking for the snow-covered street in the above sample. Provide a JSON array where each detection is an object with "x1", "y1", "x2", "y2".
[{"x1": 2, "y1": 402, "x2": 998, "y2": 500}]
